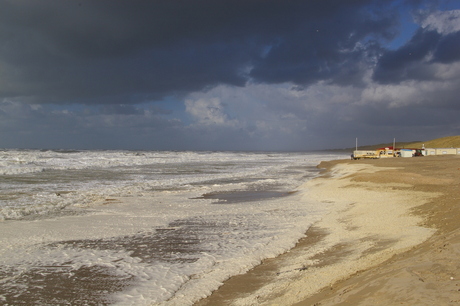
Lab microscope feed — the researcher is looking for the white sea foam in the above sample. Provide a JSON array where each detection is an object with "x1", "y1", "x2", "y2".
[{"x1": 0, "y1": 150, "x2": 346, "y2": 305}]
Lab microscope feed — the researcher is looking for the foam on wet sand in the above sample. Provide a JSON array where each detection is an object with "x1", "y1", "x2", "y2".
[{"x1": 197, "y1": 156, "x2": 460, "y2": 305}]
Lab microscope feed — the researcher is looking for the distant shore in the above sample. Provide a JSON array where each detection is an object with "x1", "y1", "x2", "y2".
[{"x1": 196, "y1": 155, "x2": 460, "y2": 305}]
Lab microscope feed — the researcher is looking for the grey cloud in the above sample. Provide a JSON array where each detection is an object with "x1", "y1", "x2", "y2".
[
  {"x1": 0, "y1": 99, "x2": 183, "y2": 149},
  {"x1": 99, "y1": 104, "x2": 143, "y2": 115}
]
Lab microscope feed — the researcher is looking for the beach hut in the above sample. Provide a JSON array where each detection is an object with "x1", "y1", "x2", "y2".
[
  {"x1": 352, "y1": 150, "x2": 378, "y2": 159},
  {"x1": 400, "y1": 149, "x2": 413, "y2": 158},
  {"x1": 376, "y1": 147, "x2": 395, "y2": 158}
]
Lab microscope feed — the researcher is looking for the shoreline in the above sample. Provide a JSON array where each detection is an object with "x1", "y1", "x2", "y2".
[{"x1": 196, "y1": 155, "x2": 460, "y2": 305}]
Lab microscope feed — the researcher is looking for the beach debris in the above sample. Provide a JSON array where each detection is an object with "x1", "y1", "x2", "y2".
[{"x1": 407, "y1": 269, "x2": 424, "y2": 282}]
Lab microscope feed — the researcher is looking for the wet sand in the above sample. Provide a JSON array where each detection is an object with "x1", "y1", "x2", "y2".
[{"x1": 196, "y1": 155, "x2": 460, "y2": 305}]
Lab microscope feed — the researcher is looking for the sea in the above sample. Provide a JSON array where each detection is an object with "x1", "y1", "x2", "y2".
[{"x1": 0, "y1": 149, "x2": 346, "y2": 305}]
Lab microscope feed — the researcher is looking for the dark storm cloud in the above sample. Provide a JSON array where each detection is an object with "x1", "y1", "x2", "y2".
[
  {"x1": 373, "y1": 25, "x2": 460, "y2": 83},
  {"x1": 2, "y1": 0, "x2": 459, "y2": 151},
  {"x1": 0, "y1": 0, "x2": 399, "y2": 105},
  {"x1": 248, "y1": 3, "x2": 396, "y2": 87},
  {"x1": 372, "y1": 29, "x2": 441, "y2": 83},
  {"x1": 433, "y1": 31, "x2": 460, "y2": 63}
]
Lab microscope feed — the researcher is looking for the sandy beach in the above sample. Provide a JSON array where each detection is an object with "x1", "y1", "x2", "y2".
[{"x1": 196, "y1": 155, "x2": 460, "y2": 305}]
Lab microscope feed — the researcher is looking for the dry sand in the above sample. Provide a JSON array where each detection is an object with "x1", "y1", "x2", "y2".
[{"x1": 196, "y1": 155, "x2": 460, "y2": 305}]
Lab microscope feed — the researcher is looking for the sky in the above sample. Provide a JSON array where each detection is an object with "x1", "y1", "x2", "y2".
[{"x1": 1, "y1": 0, "x2": 460, "y2": 151}]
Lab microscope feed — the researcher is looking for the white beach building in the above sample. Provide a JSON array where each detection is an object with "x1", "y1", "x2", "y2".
[
  {"x1": 400, "y1": 149, "x2": 414, "y2": 158},
  {"x1": 423, "y1": 148, "x2": 460, "y2": 156}
]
